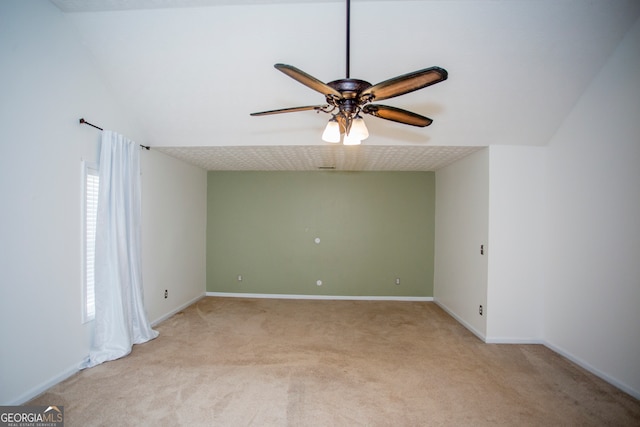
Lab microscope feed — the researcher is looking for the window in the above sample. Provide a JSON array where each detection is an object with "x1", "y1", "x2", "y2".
[{"x1": 82, "y1": 161, "x2": 99, "y2": 323}]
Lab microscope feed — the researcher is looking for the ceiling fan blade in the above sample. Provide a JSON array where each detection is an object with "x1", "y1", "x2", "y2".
[
  {"x1": 362, "y1": 104, "x2": 433, "y2": 127},
  {"x1": 250, "y1": 105, "x2": 325, "y2": 116},
  {"x1": 274, "y1": 64, "x2": 343, "y2": 98},
  {"x1": 360, "y1": 67, "x2": 448, "y2": 102}
]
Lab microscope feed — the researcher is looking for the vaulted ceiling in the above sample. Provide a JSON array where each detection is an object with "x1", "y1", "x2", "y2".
[{"x1": 51, "y1": 0, "x2": 640, "y2": 170}]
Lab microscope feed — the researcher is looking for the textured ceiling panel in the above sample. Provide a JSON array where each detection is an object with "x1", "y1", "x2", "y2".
[{"x1": 154, "y1": 145, "x2": 483, "y2": 171}]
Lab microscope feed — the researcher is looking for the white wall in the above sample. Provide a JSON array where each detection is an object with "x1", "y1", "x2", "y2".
[
  {"x1": 434, "y1": 148, "x2": 489, "y2": 338},
  {"x1": 544, "y1": 17, "x2": 640, "y2": 398},
  {"x1": 486, "y1": 146, "x2": 545, "y2": 342},
  {"x1": 0, "y1": 1, "x2": 206, "y2": 405},
  {"x1": 435, "y1": 146, "x2": 546, "y2": 343},
  {"x1": 141, "y1": 150, "x2": 207, "y2": 325}
]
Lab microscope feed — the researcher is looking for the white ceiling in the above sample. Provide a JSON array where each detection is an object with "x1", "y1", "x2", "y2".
[{"x1": 51, "y1": 0, "x2": 640, "y2": 171}]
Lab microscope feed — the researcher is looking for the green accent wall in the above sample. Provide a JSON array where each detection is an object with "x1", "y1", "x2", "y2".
[{"x1": 207, "y1": 171, "x2": 435, "y2": 296}]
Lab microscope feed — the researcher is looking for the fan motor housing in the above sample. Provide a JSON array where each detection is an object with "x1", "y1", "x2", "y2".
[
  {"x1": 327, "y1": 79, "x2": 371, "y2": 96},
  {"x1": 327, "y1": 79, "x2": 372, "y2": 113}
]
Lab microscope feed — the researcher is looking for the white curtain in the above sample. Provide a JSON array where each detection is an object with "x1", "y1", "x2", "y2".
[{"x1": 83, "y1": 130, "x2": 158, "y2": 368}]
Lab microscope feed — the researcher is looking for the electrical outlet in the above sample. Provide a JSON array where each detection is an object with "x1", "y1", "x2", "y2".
[
  {"x1": 395, "y1": 278, "x2": 401, "y2": 285},
  {"x1": 479, "y1": 305, "x2": 483, "y2": 316},
  {"x1": 237, "y1": 275, "x2": 243, "y2": 282},
  {"x1": 164, "y1": 289, "x2": 168, "y2": 299}
]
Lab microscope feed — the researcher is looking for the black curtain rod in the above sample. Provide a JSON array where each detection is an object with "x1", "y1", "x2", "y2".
[{"x1": 79, "y1": 118, "x2": 150, "y2": 150}]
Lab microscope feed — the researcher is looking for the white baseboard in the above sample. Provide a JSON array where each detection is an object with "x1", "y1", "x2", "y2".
[
  {"x1": 7, "y1": 362, "x2": 80, "y2": 405},
  {"x1": 485, "y1": 337, "x2": 544, "y2": 344},
  {"x1": 542, "y1": 341, "x2": 640, "y2": 400},
  {"x1": 433, "y1": 300, "x2": 541, "y2": 344},
  {"x1": 433, "y1": 299, "x2": 486, "y2": 341},
  {"x1": 6, "y1": 293, "x2": 207, "y2": 405},
  {"x1": 151, "y1": 293, "x2": 206, "y2": 326},
  {"x1": 206, "y1": 292, "x2": 433, "y2": 302},
  {"x1": 433, "y1": 299, "x2": 639, "y2": 399}
]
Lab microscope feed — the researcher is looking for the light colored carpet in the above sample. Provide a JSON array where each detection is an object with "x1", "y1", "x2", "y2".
[{"x1": 30, "y1": 297, "x2": 640, "y2": 426}]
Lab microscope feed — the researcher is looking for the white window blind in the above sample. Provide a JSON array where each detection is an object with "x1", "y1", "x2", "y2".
[{"x1": 83, "y1": 162, "x2": 99, "y2": 323}]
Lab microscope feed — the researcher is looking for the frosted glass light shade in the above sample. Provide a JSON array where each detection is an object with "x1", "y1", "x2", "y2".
[
  {"x1": 350, "y1": 115, "x2": 369, "y2": 140},
  {"x1": 322, "y1": 119, "x2": 341, "y2": 143},
  {"x1": 343, "y1": 132, "x2": 362, "y2": 145}
]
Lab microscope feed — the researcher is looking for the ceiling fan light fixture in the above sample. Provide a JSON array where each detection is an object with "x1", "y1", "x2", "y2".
[
  {"x1": 250, "y1": 0, "x2": 448, "y2": 146},
  {"x1": 322, "y1": 117, "x2": 341, "y2": 143},
  {"x1": 350, "y1": 114, "x2": 369, "y2": 140}
]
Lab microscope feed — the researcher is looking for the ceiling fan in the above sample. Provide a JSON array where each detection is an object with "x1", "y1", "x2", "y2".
[{"x1": 250, "y1": 0, "x2": 448, "y2": 145}]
